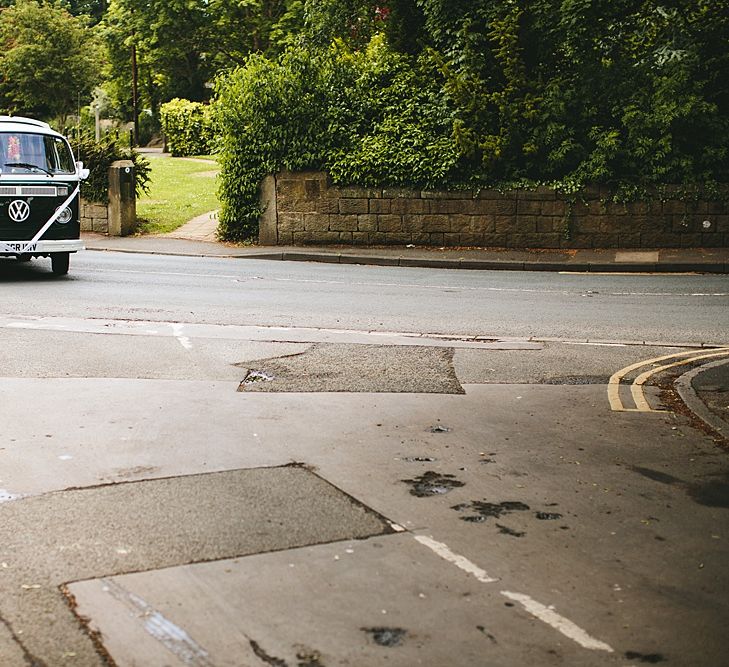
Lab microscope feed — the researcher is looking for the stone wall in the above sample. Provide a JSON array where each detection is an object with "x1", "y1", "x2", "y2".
[
  {"x1": 80, "y1": 199, "x2": 109, "y2": 234},
  {"x1": 259, "y1": 171, "x2": 729, "y2": 248}
]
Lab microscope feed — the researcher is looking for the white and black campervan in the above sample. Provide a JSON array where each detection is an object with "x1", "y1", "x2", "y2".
[{"x1": 0, "y1": 116, "x2": 88, "y2": 275}]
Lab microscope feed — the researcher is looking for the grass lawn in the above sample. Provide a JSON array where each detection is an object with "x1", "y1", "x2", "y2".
[{"x1": 136, "y1": 156, "x2": 219, "y2": 235}]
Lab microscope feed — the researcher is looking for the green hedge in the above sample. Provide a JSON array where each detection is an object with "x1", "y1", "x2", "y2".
[
  {"x1": 160, "y1": 98, "x2": 216, "y2": 157},
  {"x1": 214, "y1": 1, "x2": 729, "y2": 242}
]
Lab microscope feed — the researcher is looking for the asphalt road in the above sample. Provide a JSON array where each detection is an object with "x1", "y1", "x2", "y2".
[
  {"x1": 0, "y1": 250, "x2": 728, "y2": 344},
  {"x1": 1, "y1": 251, "x2": 728, "y2": 667}
]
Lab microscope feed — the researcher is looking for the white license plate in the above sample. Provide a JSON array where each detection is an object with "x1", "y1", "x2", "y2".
[{"x1": 1, "y1": 242, "x2": 37, "y2": 253}]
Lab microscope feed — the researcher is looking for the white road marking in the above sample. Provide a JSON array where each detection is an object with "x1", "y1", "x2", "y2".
[
  {"x1": 0, "y1": 489, "x2": 21, "y2": 502},
  {"x1": 0, "y1": 315, "x2": 541, "y2": 350},
  {"x1": 100, "y1": 578, "x2": 214, "y2": 667},
  {"x1": 501, "y1": 591, "x2": 614, "y2": 652},
  {"x1": 414, "y1": 535, "x2": 614, "y2": 652},
  {"x1": 171, "y1": 323, "x2": 193, "y2": 350},
  {"x1": 414, "y1": 535, "x2": 498, "y2": 583}
]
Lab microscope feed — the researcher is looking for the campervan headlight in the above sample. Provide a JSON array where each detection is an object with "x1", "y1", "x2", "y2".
[
  {"x1": 57, "y1": 186, "x2": 69, "y2": 197},
  {"x1": 56, "y1": 206, "x2": 72, "y2": 224}
]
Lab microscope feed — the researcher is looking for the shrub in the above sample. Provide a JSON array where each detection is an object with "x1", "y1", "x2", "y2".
[
  {"x1": 74, "y1": 133, "x2": 151, "y2": 203},
  {"x1": 215, "y1": 36, "x2": 463, "y2": 241},
  {"x1": 160, "y1": 98, "x2": 216, "y2": 157}
]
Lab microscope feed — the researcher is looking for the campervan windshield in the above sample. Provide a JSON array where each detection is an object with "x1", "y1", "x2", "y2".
[{"x1": 0, "y1": 132, "x2": 76, "y2": 176}]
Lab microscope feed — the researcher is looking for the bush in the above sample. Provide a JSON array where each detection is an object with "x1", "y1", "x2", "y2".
[
  {"x1": 214, "y1": 1, "x2": 729, "y2": 241},
  {"x1": 215, "y1": 36, "x2": 463, "y2": 241},
  {"x1": 160, "y1": 98, "x2": 216, "y2": 157},
  {"x1": 74, "y1": 133, "x2": 151, "y2": 203}
]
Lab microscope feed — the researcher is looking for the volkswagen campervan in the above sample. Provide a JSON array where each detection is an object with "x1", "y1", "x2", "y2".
[{"x1": 0, "y1": 116, "x2": 88, "y2": 275}]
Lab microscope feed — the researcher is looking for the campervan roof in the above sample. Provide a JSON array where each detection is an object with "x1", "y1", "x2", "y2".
[{"x1": 0, "y1": 116, "x2": 60, "y2": 137}]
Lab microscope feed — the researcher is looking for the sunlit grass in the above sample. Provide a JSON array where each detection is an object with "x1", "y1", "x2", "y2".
[{"x1": 136, "y1": 156, "x2": 219, "y2": 235}]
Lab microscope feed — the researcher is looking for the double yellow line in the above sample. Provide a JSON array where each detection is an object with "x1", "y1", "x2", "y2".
[{"x1": 608, "y1": 347, "x2": 729, "y2": 412}]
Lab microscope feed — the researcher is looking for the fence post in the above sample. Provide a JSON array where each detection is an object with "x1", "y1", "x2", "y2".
[{"x1": 107, "y1": 160, "x2": 136, "y2": 236}]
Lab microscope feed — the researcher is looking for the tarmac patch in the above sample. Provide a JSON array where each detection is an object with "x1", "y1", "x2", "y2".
[
  {"x1": 237, "y1": 343, "x2": 464, "y2": 394},
  {"x1": 402, "y1": 471, "x2": 465, "y2": 497}
]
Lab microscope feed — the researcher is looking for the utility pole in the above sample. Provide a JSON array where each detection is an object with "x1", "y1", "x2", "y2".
[{"x1": 131, "y1": 41, "x2": 139, "y2": 147}]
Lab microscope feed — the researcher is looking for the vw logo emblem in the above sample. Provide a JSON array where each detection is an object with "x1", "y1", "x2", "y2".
[{"x1": 8, "y1": 200, "x2": 30, "y2": 223}]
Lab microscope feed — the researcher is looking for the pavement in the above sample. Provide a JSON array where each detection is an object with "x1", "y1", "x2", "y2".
[{"x1": 81, "y1": 216, "x2": 729, "y2": 445}]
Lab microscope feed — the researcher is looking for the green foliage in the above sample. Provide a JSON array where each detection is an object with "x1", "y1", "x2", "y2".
[
  {"x1": 0, "y1": 0, "x2": 103, "y2": 122},
  {"x1": 74, "y1": 133, "x2": 150, "y2": 203},
  {"x1": 160, "y1": 99, "x2": 216, "y2": 157}
]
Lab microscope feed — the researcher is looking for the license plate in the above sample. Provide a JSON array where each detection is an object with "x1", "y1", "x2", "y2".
[{"x1": 1, "y1": 241, "x2": 37, "y2": 253}]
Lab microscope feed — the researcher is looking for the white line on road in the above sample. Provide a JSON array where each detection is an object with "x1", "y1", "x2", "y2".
[
  {"x1": 501, "y1": 591, "x2": 614, "y2": 652},
  {"x1": 414, "y1": 534, "x2": 614, "y2": 653},
  {"x1": 171, "y1": 323, "x2": 193, "y2": 350},
  {"x1": 414, "y1": 535, "x2": 498, "y2": 583}
]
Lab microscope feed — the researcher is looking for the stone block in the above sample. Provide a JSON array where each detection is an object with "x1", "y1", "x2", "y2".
[
  {"x1": 559, "y1": 235, "x2": 594, "y2": 249},
  {"x1": 333, "y1": 185, "x2": 381, "y2": 198},
  {"x1": 430, "y1": 199, "x2": 467, "y2": 215},
  {"x1": 513, "y1": 216, "x2": 538, "y2": 232},
  {"x1": 357, "y1": 214, "x2": 378, "y2": 231},
  {"x1": 429, "y1": 233, "x2": 445, "y2": 245},
  {"x1": 518, "y1": 186, "x2": 556, "y2": 200},
  {"x1": 402, "y1": 215, "x2": 425, "y2": 233},
  {"x1": 317, "y1": 198, "x2": 339, "y2": 214},
  {"x1": 640, "y1": 231, "x2": 683, "y2": 248},
  {"x1": 712, "y1": 215, "x2": 729, "y2": 232},
  {"x1": 574, "y1": 217, "x2": 602, "y2": 233},
  {"x1": 80, "y1": 218, "x2": 93, "y2": 232},
  {"x1": 589, "y1": 233, "x2": 621, "y2": 248},
  {"x1": 481, "y1": 233, "x2": 508, "y2": 247},
  {"x1": 304, "y1": 179, "x2": 322, "y2": 199},
  {"x1": 679, "y1": 233, "x2": 702, "y2": 247},
  {"x1": 303, "y1": 213, "x2": 331, "y2": 231},
  {"x1": 474, "y1": 199, "x2": 517, "y2": 215},
  {"x1": 294, "y1": 231, "x2": 340, "y2": 244},
  {"x1": 701, "y1": 233, "x2": 727, "y2": 247},
  {"x1": 422, "y1": 215, "x2": 450, "y2": 233},
  {"x1": 369, "y1": 199, "x2": 391, "y2": 214},
  {"x1": 458, "y1": 233, "x2": 485, "y2": 247},
  {"x1": 277, "y1": 231, "x2": 294, "y2": 244},
  {"x1": 449, "y1": 215, "x2": 471, "y2": 233},
  {"x1": 338, "y1": 232, "x2": 353, "y2": 242},
  {"x1": 339, "y1": 198, "x2": 369, "y2": 215},
  {"x1": 494, "y1": 216, "x2": 517, "y2": 233},
  {"x1": 443, "y1": 233, "x2": 461, "y2": 247},
  {"x1": 352, "y1": 232, "x2": 371, "y2": 245},
  {"x1": 509, "y1": 233, "x2": 560, "y2": 248},
  {"x1": 382, "y1": 187, "x2": 416, "y2": 199},
  {"x1": 92, "y1": 218, "x2": 108, "y2": 233},
  {"x1": 517, "y1": 199, "x2": 543, "y2": 215},
  {"x1": 377, "y1": 215, "x2": 404, "y2": 232},
  {"x1": 537, "y1": 217, "x2": 557, "y2": 233},
  {"x1": 468, "y1": 215, "x2": 495, "y2": 233},
  {"x1": 625, "y1": 200, "x2": 651, "y2": 215},
  {"x1": 411, "y1": 233, "x2": 431, "y2": 245},
  {"x1": 541, "y1": 200, "x2": 567, "y2": 216},
  {"x1": 391, "y1": 198, "x2": 428, "y2": 215},
  {"x1": 329, "y1": 215, "x2": 359, "y2": 232},
  {"x1": 422, "y1": 190, "x2": 473, "y2": 200},
  {"x1": 278, "y1": 212, "x2": 305, "y2": 232},
  {"x1": 618, "y1": 234, "x2": 642, "y2": 248}
]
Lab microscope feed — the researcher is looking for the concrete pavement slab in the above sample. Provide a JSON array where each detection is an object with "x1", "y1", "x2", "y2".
[
  {"x1": 68, "y1": 533, "x2": 609, "y2": 667},
  {"x1": 0, "y1": 467, "x2": 390, "y2": 666}
]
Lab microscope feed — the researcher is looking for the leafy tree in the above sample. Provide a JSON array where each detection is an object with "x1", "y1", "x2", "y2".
[{"x1": 0, "y1": 0, "x2": 103, "y2": 122}]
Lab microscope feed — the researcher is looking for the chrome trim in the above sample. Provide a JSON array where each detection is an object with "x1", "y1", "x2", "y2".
[{"x1": 0, "y1": 185, "x2": 61, "y2": 196}]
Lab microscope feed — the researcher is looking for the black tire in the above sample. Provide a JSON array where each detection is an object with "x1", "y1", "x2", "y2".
[{"x1": 51, "y1": 252, "x2": 70, "y2": 276}]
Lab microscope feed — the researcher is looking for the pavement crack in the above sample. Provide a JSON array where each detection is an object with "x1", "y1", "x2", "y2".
[{"x1": 250, "y1": 639, "x2": 289, "y2": 666}]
